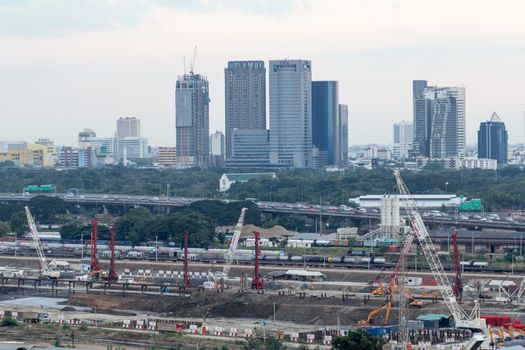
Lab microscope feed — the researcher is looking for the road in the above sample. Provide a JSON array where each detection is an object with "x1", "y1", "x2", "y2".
[{"x1": 1, "y1": 192, "x2": 524, "y2": 231}]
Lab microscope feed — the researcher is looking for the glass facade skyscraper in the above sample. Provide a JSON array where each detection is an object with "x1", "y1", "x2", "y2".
[
  {"x1": 478, "y1": 112, "x2": 508, "y2": 164},
  {"x1": 312, "y1": 81, "x2": 339, "y2": 167},
  {"x1": 269, "y1": 59, "x2": 312, "y2": 168}
]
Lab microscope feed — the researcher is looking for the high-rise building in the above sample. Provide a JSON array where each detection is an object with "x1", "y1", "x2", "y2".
[
  {"x1": 478, "y1": 112, "x2": 508, "y2": 164},
  {"x1": 210, "y1": 131, "x2": 224, "y2": 156},
  {"x1": 312, "y1": 81, "x2": 339, "y2": 167},
  {"x1": 393, "y1": 121, "x2": 413, "y2": 160},
  {"x1": 269, "y1": 59, "x2": 312, "y2": 168},
  {"x1": 338, "y1": 104, "x2": 349, "y2": 167},
  {"x1": 224, "y1": 61, "x2": 266, "y2": 158},
  {"x1": 176, "y1": 73, "x2": 210, "y2": 168},
  {"x1": 117, "y1": 117, "x2": 141, "y2": 138},
  {"x1": 413, "y1": 81, "x2": 465, "y2": 159},
  {"x1": 225, "y1": 129, "x2": 271, "y2": 168},
  {"x1": 78, "y1": 129, "x2": 96, "y2": 149},
  {"x1": 210, "y1": 131, "x2": 225, "y2": 168},
  {"x1": 116, "y1": 137, "x2": 148, "y2": 161}
]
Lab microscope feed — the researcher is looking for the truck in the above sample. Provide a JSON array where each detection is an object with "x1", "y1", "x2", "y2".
[{"x1": 23, "y1": 312, "x2": 49, "y2": 324}]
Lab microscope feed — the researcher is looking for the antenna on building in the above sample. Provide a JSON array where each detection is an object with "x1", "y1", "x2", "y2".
[
  {"x1": 189, "y1": 45, "x2": 198, "y2": 75},
  {"x1": 183, "y1": 55, "x2": 187, "y2": 76}
]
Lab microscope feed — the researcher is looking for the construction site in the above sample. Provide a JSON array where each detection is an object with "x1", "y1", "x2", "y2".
[{"x1": 2, "y1": 171, "x2": 525, "y2": 350}]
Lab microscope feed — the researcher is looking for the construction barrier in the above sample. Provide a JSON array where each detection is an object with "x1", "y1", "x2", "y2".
[
  {"x1": 290, "y1": 333, "x2": 299, "y2": 342},
  {"x1": 324, "y1": 335, "x2": 332, "y2": 345},
  {"x1": 307, "y1": 334, "x2": 315, "y2": 343},
  {"x1": 244, "y1": 329, "x2": 253, "y2": 337},
  {"x1": 189, "y1": 324, "x2": 198, "y2": 333},
  {"x1": 148, "y1": 321, "x2": 157, "y2": 331},
  {"x1": 136, "y1": 320, "x2": 145, "y2": 329},
  {"x1": 229, "y1": 328, "x2": 238, "y2": 337},
  {"x1": 213, "y1": 326, "x2": 224, "y2": 336},
  {"x1": 68, "y1": 319, "x2": 82, "y2": 325},
  {"x1": 122, "y1": 320, "x2": 130, "y2": 328}
]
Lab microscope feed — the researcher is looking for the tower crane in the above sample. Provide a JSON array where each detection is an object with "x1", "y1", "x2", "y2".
[
  {"x1": 393, "y1": 169, "x2": 486, "y2": 332},
  {"x1": 24, "y1": 206, "x2": 60, "y2": 279}
]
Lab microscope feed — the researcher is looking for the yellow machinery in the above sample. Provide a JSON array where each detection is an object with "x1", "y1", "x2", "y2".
[{"x1": 357, "y1": 302, "x2": 392, "y2": 326}]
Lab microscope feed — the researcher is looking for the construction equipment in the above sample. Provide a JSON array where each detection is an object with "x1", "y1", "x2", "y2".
[
  {"x1": 183, "y1": 229, "x2": 190, "y2": 287},
  {"x1": 452, "y1": 231, "x2": 463, "y2": 302},
  {"x1": 24, "y1": 206, "x2": 60, "y2": 279},
  {"x1": 89, "y1": 220, "x2": 105, "y2": 280},
  {"x1": 251, "y1": 230, "x2": 264, "y2": 290},
  {"x1": 222, "y1": 208, "x2": 247, "y2": 279},
  {"x1": 108, "y1": 226, "x2": 118, "y2": 283},
  {"x1": 357, "y1": 302, "x2": 392, "y2": 326},
  {"x1": 394, "y1": 169, "x2": 486, "y2": 332}
]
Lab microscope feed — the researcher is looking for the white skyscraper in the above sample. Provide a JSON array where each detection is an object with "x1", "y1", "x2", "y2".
[
  {"x1": 269, "y1": 59, "x2": 312, "y2": 168},
  {"x1": 117, "y1": 117, "x2": 141, "y2": 138},
  {"x1": 393, "y1": 120, "x2": 413, "y2": 160}
]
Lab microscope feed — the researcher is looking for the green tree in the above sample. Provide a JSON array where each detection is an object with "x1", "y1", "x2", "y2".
[
  {"x1": 9, "y1": 211, "x2": 27, "y2": 234},
  {"x1": 29, "y1": 195, "x2": 70, "y2": 223},
  {"x1": 332, "y1": 330, "x2": 385, "y2": 350},
  {"x1": 0, "y1": 221, "x2": 10, "y2": 236},
  {"x1": 1, "y1": 316, "x2": 18, "y2": 327}
]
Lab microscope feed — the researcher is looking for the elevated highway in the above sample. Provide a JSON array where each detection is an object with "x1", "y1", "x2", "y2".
[{"x1": 1, "y1": 193, "x2": 524, "y2": 231}]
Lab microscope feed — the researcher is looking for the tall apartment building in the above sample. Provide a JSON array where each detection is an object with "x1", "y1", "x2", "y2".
[
  {"x1": 224, "y1": 61, "x2": 266, "y2": 158},
  {"x1": 338, "y1": 104, "x2": 349, "y2": 167},
  {"x1": 413, "y1": 80, "x2": 465, "y2": 159},
  {"x1": 176, "y1": 73, "x2": 210, "y2": 168},
  {"x1": 117, "y1": 117, "x2": 141, "y2": 138},
  {"x1": 312, "y1": 81, "x2": 339, "y2": 167},
  {"x1": 158, "y1": 147, "x2": 177, "y2": 167},
  {"x1": 269, "y1": 59, "x2": 312, "y2": 168},
  {"x1": 393, "y1": 120, "x2": 413, "y2": 160},
  {"x1": 478, "y1": 112, "x2": 508, "y2": 164}
]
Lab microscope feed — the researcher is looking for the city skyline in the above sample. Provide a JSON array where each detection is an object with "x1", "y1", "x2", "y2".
[{"x1": 1, "y1": 1, "x2": 525, "y2": 146}]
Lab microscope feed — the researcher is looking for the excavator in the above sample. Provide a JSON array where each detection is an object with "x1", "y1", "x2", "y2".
[{"x1": 357, "y1": 302, "x2": 392, "y2": 326}]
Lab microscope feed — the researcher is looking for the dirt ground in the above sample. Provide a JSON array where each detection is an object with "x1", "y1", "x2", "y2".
[{"x1": 65, "y1": 289, "x2": 452, "y2": 326}]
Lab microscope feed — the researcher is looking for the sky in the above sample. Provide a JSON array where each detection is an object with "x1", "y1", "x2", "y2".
[{"x1": 1, "y1": 0, "x2": 525, "y2": 147}]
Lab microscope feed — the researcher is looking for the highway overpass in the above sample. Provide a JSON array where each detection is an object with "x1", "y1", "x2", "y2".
[{"x1": 1, "y1": 192, "x2": 524, "y2": 232}]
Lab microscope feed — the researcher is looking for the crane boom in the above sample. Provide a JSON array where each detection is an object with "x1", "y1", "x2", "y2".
[
  {"x1": 24, "y1": 206, "x2": 59, "y2": 279},
  {"x1": 393, "y1": 170, "x2": 485, "y2": 331},
  {"x1": 222, "y1": 208, "x2": 248, "y2": 277}
]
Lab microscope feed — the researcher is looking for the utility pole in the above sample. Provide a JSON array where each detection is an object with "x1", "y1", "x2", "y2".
[{"x1": 155, "y1": 235, "x2": 158, "y2": 262}]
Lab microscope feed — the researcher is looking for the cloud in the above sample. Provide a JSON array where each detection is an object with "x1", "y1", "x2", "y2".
[{"x1": 0, "y1": 0, "x2": 302, "y2": 37}]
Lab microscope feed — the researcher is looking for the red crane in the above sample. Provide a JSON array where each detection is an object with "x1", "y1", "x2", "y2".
[
  {"x1": 90, "y1": 220, "x2": 101, "y2": 272},
  {"x1": 251, "y1": 231, "x2": 264, "y2": 290},
  {"x1": 183, "y1": 229, "x2": 190, "y2": 287},
  {"x1": 452, "y1": 231, "x2": 463, "y2": 301},
  {"x1": 108, "y1": 226, "x2": 118, "y2": 283}
]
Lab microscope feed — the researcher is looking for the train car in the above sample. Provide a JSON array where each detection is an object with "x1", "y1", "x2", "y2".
[{"x1": 373, "y1": 257, "x2": 386, "y2": 265}]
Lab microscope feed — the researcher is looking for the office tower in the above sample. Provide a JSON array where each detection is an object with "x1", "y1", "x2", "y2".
[
  {"x1": 117, "y1": 117, "x2": 141, "y2": 138},
  {"x1": 224, "y1": 61, "x2": 266, "y2": 158},
  {"x1": 269, "y1": 59, "x2": 312, "y2": 168},
  {"x1": 478, "y1": 112, "x2": 508, "y2": 164},
  {"x1": 393, "y1": 120, "x2": 413, "y2": 160},
  {"x1": 312, "y1": 81, "x2": 339, "y2": 167},
  {"x1": 413, "y1": 81, "x2": 465, "y2": 159},
  {"x1": 225, "y1": 129, "x2": 270, "y2": 168},
  {"x1": 176, "y1": 73, "x2": 210, "y2": 168},
  {"x1": 338, "y1": 104, "x2": 349, "y2": 167}
]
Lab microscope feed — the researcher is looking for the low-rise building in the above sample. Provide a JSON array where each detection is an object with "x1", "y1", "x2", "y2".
[{"x1": 219, "y1": 172, "x2": 277, "y2": 192}]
